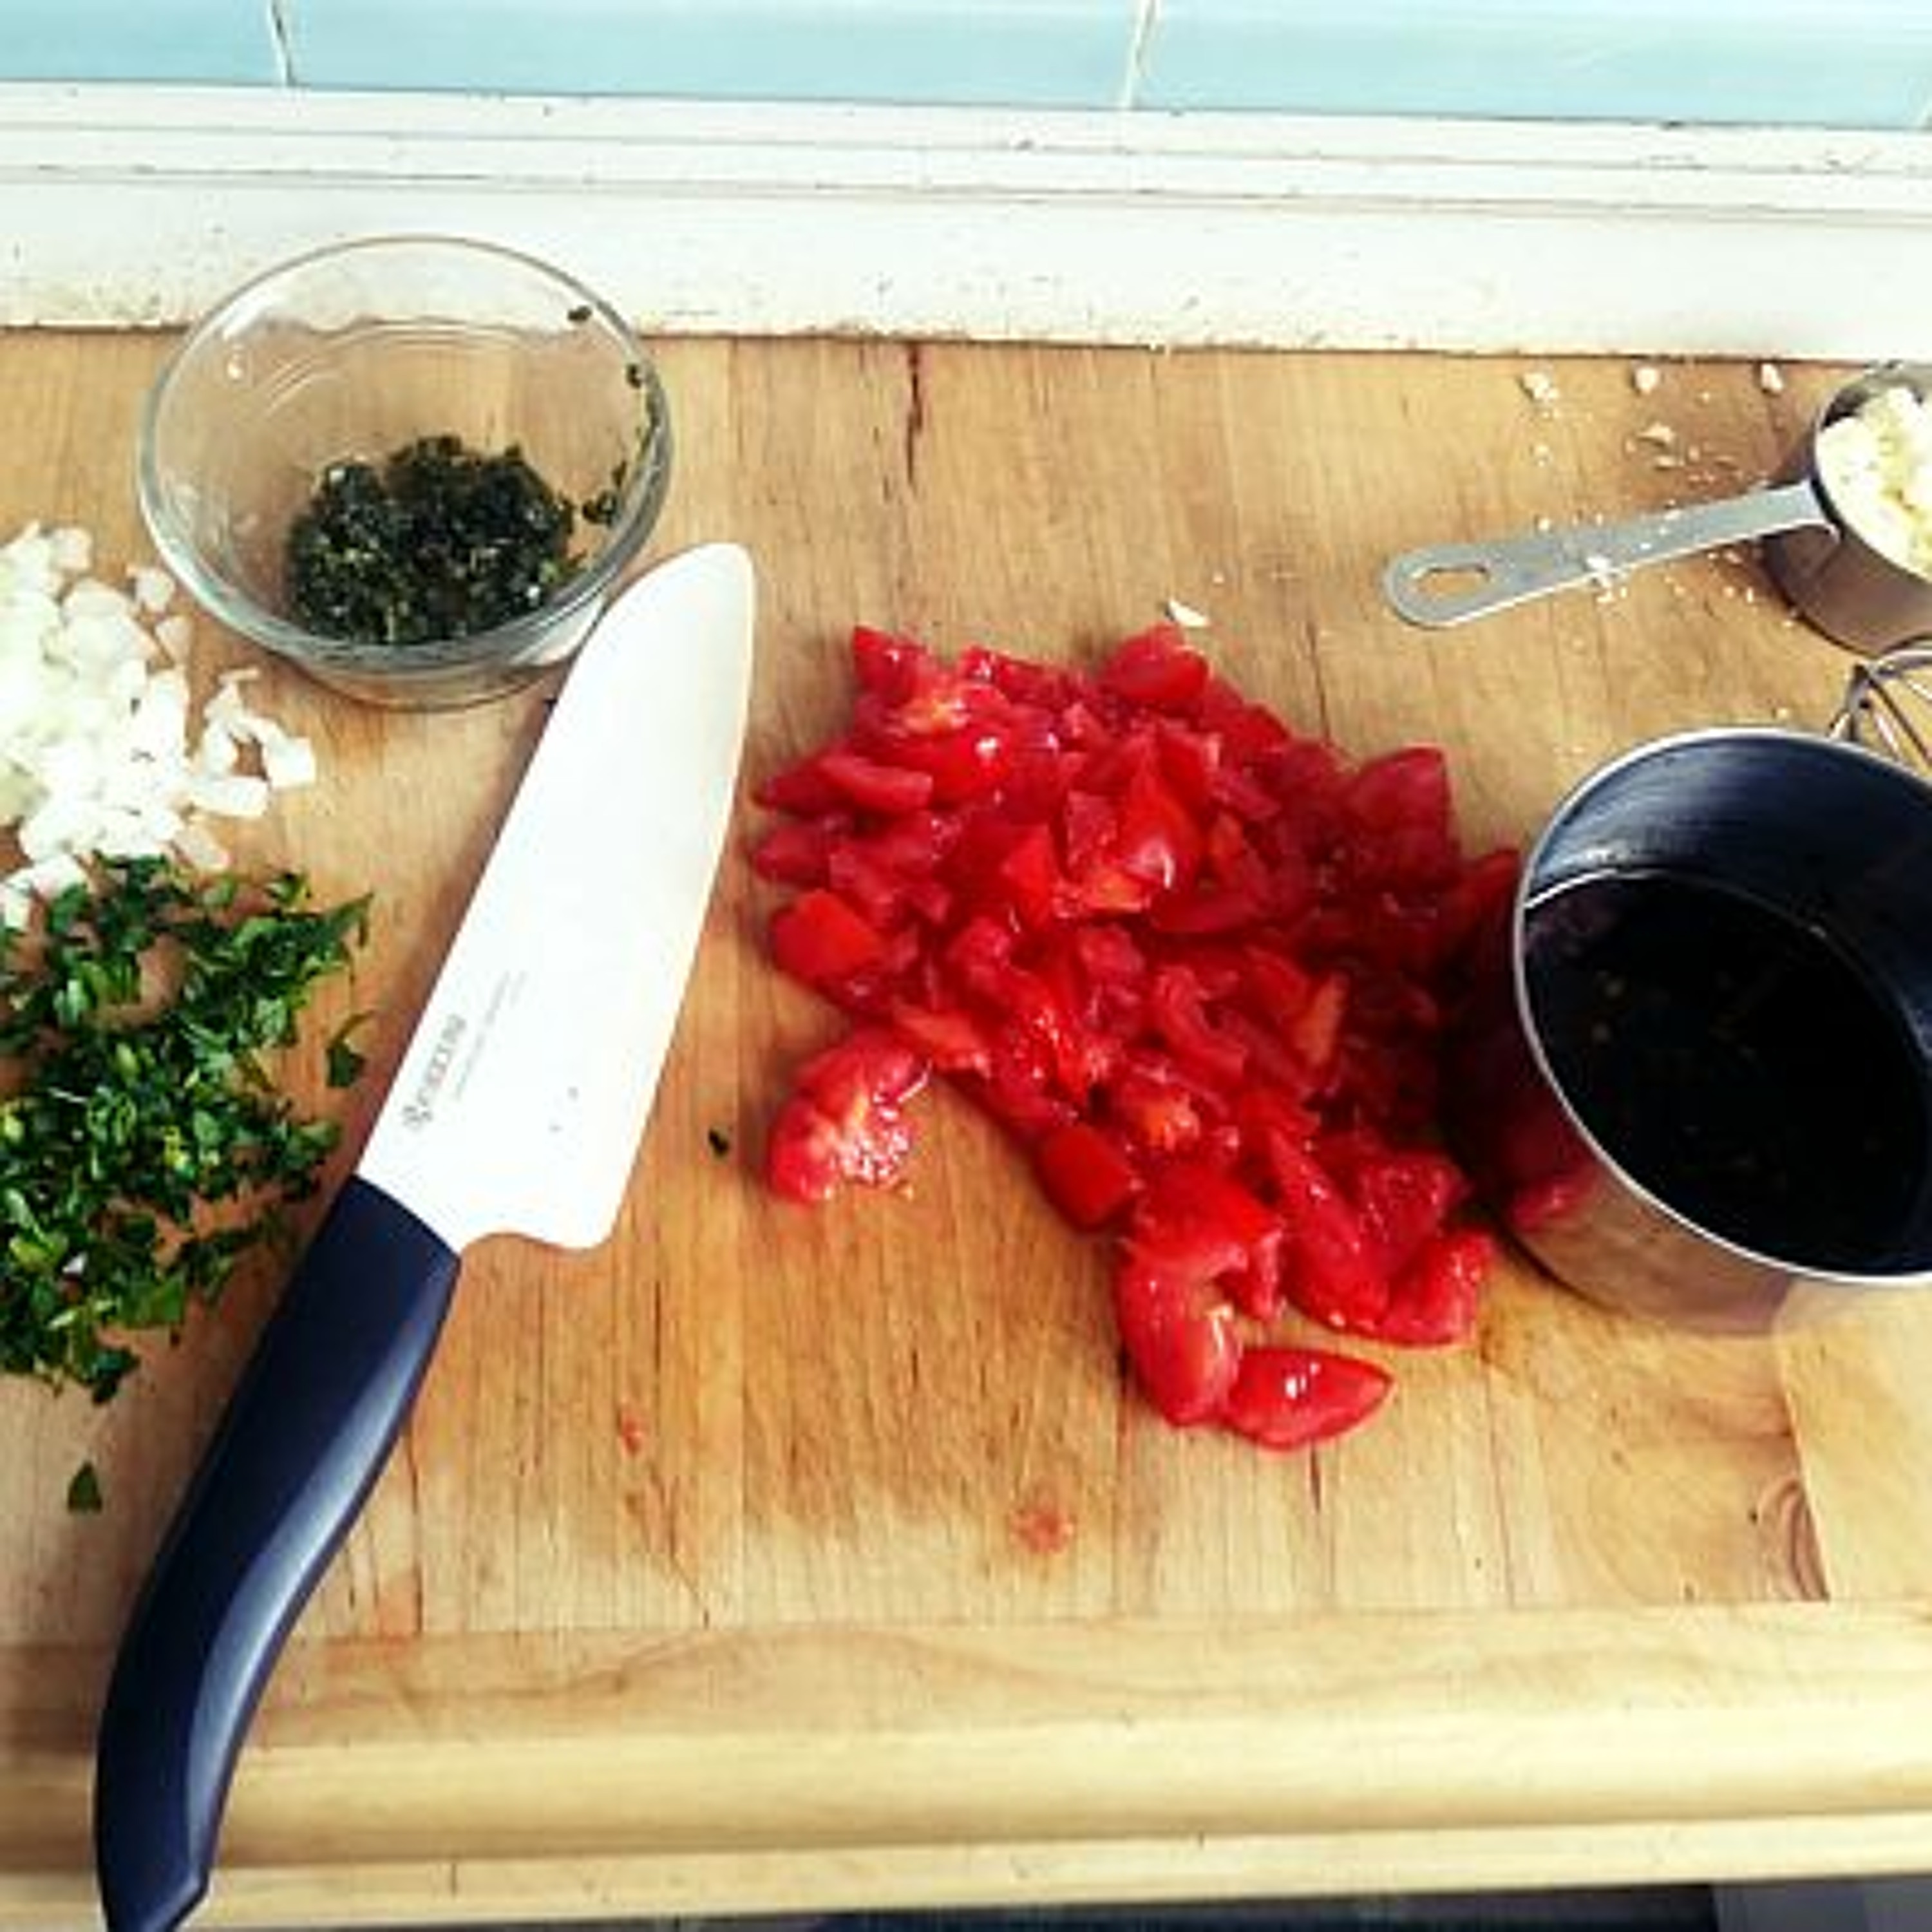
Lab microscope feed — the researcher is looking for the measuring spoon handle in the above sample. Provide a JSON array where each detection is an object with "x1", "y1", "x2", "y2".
[{"x1": 1383, "y1": 477, "x2": 1830, "y2": 628}]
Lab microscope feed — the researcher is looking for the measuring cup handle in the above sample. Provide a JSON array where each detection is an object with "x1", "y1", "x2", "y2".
[{"x1": 1383, "y1": 478, "x2": 1830, "y2": 629}]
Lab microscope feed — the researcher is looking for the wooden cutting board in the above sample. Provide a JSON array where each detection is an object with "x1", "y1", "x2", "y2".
[{"x1": 8, "y1": 332, "x2": 1932, "y2": 1927}]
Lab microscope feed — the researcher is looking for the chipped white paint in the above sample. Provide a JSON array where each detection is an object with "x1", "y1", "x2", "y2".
[{"x1": 1, "y1": 84, "x2": 1931, "y2": 355}]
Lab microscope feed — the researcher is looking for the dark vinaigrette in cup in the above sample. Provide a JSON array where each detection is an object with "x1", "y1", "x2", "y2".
[{"x1": 1523, "y1": 869, "x2": 1932, "y2": 1273}]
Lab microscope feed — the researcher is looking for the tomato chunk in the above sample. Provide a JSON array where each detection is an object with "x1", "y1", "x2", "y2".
[
  {"x1": 770, "y1": 888, "x2": 884, "y2": 985},
  {"x1": 1100, "y1": 623, "x2": 1211, "y2": 712},
  {"x1": 1036, "y1": 1121, "x2": 1139, "y2": 1229},
  {"x1": 1218, "y1": 1346, "x2": 1392, "y2": 1452},
  {"x1": 817, "y1": 747, "x2": 935, "y2": 815},
  {"x1": 1375, "y1": 1226, "x2": 1494, "y2": 1347},
  {"x1": 1114, "y1": 1245, "x2": 1244, "y2": 1426},
  {"x1": 766, "y1": 1029, "x2": 930, "y2": 1204}
]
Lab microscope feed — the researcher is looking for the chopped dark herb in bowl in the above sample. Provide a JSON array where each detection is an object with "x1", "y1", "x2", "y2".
[{"x1": 286, "y1": 435, "x2": 580, "y2": 649}]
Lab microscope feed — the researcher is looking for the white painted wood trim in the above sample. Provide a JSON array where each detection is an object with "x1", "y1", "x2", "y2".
[{"x1": 1, "y1": 82, "x2": 1930, "y2": 356}]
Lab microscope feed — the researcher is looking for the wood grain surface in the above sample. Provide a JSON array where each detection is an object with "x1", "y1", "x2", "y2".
[{"x1": 5, "y1": 332, "x2": 1932, "y2": 1926}]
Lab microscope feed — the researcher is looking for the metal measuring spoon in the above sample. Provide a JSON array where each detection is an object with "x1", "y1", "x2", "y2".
[{"x1": 1383, "y1": 363, "x2": 1932, "y2": 656}]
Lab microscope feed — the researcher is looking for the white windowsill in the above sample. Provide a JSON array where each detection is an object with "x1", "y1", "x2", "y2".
[{"x1": 1, "y1": 83, "x2": 1928, "y2": 356}]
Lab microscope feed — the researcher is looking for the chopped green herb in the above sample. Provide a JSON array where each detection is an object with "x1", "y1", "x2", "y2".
[
  {"x1": 0, "y1": 857, "x2": 371, "y2": 1404},
  {"x1": 325, "y1": 1011, "x2": 374, "y2": 1090},
  {"x1": 706, "y1": 1126, "x2": 732, "y2": 1159},
  {"x1": 66, "y1": 1461, "x2": 103, "y2": 1513},
  {"x1": 285, "y1": 434, "x2": 580, "y2": 649},
  {"x1": 566, "y1": 303, "x2": 593, "y2": 325}
]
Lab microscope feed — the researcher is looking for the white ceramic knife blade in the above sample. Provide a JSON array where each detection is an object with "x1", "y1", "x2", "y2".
[{"x1": 359, "y1": 539, "x2": 754, "y2": 1250}]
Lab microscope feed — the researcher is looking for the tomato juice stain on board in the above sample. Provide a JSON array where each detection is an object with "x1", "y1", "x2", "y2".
[{"x1": 1010, "y1": 1495, "x2": 1077, "y2": 1557}]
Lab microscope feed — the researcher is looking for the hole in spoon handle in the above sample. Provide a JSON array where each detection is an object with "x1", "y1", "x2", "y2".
[{"x1": 1382, "y1": 544, "x2": 1522, "y2": 627}]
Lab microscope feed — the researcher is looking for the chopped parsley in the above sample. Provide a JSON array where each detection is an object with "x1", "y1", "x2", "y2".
[
  {"x1": 325, "y1": 1012, "x2": 374, "y2": 1090},
  {"x1": 0, "y1": 857, "x2": 370, "y2": 1404}
]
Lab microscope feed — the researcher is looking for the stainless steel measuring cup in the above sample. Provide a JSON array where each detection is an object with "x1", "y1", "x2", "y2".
[
  {"x1": 1444, "y1": 717, "x2": 1932, "y2": 1334},
  {"x1": 1384, "y1": 363, "x2": 1932, "y2": 654}
]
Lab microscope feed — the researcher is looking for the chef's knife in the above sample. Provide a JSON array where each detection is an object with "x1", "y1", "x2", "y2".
[{"x1": 93, "y1": 542, "x2": 756, "y2": 1932}]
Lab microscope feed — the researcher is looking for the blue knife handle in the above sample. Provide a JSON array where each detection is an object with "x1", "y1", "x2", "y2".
[{"x1": 93, "y1": 1175, "x2": 462, "y2": 1932}]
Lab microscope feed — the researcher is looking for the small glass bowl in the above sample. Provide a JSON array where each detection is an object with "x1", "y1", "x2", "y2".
[{"x1": 137, "y1": 234, "x2": 672, "y2": 709}]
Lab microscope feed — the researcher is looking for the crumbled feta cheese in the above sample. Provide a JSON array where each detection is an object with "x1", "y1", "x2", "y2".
[
  {"x1": 1815, "y1": 384, "x2": 1932, "y2": 578},
  {"x1": 1162, "y1": 597, "x2": 1211, "y2": 630},
  {"x1": 1519, "y1": 370, "x2": 1561, "y2": 409},
  {"x1": 1631, "y1": 365, "x2": 1662, "y2": 396},
  {"x1": 1757, "y1": 362, "x2": 1786, "y2": 396},
  {"x1": 1635, "y1": 422, "x2": 1678, "y2": 449}
]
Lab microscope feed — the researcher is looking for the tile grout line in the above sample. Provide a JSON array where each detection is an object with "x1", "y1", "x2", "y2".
[
  {"x1": 1120, "y1": 0, "x2": 1159, "y2": 110},
  {"x1": 266, "y1": 0, "x2": 296, "y2": 86}
]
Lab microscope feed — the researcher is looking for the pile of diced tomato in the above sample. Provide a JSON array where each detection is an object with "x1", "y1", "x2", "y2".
[{"x1": 752, "y1": 620, "x2": 1518, "y2": 1452}]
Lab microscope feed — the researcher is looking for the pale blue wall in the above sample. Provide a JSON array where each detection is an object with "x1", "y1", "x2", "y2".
[{"x1": 8, "y1": 0, "x2": 1932, "y2": 128}]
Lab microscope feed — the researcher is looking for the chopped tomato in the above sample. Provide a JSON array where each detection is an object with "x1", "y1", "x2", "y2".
[
  {"x1": 1035, "y1": 1121, "x2": 1139, "y2": 1229},
  {"x1": 1100, "y1": 623, "x2": 1211, "y2": 712},
  {"x1": 817, "y1": 747, "x2": 935, "y2": 815},
  {"x1": 750, "y1": 819, "x2": 834, "y2": 887},
  {"x1": 1260, "y1": 1134, "x2": 1389, "y2": 1333},
  {"x1": 1323, "y1": 1134, "x2": 1469, "y2": 1278},
  {"x1": 888, "y1": 999, "x2": 994, "y2": 1074},
  {"x1": 850, "y1": 625, "x2": 929, "y2": 699},
  {"x1": 766, "y1": 1029, "x2": 931, "y2": 1204},
  {"x1": 994, "y1": 820, "x2": 1064, "y2": 931},
  {"x1": 1140, "y1": 1159, "x2": 1278, "y2": 1253},
  {"x1": 1135, "y1": 1160, "x2": 1285, "y2": 1322},
  {"x1": 1109, "y1": 1051, "x2": 1218, "y2": 1157},
  {"x1": 1375, "y1": 1226, "x2": 1493, "y2": 1347},
  {"x1": 1146, "y1": 963, "x2": 1248, "y2": 1087},
  {"x1": 1287, "y1": 972, "x2": 1349, "y2": 1077},
  {"x1": 753, "y1": 617, "x2": 1513, "y2": 1451},
  {"x1": 755, "y1": 753, "x2": 846, "y2": 817},
  {"x1": 1113, "y1": 764, "x2": 1204, "y2": 892},
  {"x1": 1114, "y1": 1231, "x2": 1246, "y2": 1426},
  {"x1": 1218, "y1": 1346, "x2": 1392, "y2": 1452},
  {"x1": 770, "y1": 888, "x2": 884, "y2": 985},
  {"x1": 874, "y1": 723, "x2": 1016, "y2": 804}
]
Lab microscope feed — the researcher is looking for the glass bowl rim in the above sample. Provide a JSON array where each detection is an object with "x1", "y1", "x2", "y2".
[{"x1": 135, "y1": 231, "x2": 670, "y2": 675}]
